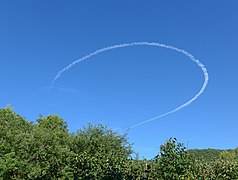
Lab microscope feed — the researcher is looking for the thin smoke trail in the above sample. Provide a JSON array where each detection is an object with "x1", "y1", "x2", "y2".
[{"x1": 51, "y1": 42, "x2": 209, "y2": 130}]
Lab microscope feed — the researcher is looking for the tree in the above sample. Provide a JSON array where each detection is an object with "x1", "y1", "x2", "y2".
[
  {"x1": 26, "y1": 115, "x2": 73, "y2": 179},
  {"x1": 0, "y1": 106, "x2": 33, "y2": 179},
  {"x1": 1, "y1": 106, "x2": 238, "y2": 179},
  {"x1": 153, "y1": 138, "x2": 193, "y2": 179},
  {"x1": 70, "y1": 124, "x2": 133, "y2": 179}
]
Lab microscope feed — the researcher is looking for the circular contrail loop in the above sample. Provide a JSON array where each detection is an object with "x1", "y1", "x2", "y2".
[{"x1": 51, "y1": 42, "x2": 209, "y2": 130}]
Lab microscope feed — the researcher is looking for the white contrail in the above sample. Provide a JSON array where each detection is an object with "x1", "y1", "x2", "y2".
[{"x1": 51, "y1": 42, "x2": 209, "y2": 130}]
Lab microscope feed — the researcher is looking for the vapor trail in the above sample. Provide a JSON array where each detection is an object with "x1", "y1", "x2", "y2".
[{"x1": 51, "y1": 42, "x2": 209, "y2": 130}]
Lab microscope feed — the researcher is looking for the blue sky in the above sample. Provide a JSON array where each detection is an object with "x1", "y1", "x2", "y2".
[{"x1": 1, "y1": 1, "x2": 238, "y2": 159}]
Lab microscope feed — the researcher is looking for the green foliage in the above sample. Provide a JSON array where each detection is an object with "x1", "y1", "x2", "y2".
[
  {"x1": 190, "y1": 158, "x2": 238, "y2": 179},
  {"x1": 187, "y1": 148, "x2": 238, "y2": 179},
  {"x1": 123, "y1": 138, "x2": 194, "y2": 180},
  {"x1": 0, "y1": 107, "x2": 133, "y2": 179},
  {"x1": 26, "y1": 115, "x2": 72, "y2": 179},
  {"x1": 0, "y1": 106, "x2": 33, "y2": 179},
  {"x1": 152, "y1": 138, "x2": 193, "y2": 179},
  {"x1": 188, "y1": 148, "x2": 222, "y2": 162},
  {"x1": 69, "y1": 124, "x2": 133, "y2": 179},
  {"x1": 219, "y1": 149, "x2": 238, "y2": 161},
  {"x1": 1, "y1": 106, "x2": 238, "y2": 179}
]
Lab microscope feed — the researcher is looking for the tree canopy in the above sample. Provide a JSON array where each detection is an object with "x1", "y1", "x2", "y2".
[{"x1": 0, "y1": 106, "x2": 238, "y2": 179}]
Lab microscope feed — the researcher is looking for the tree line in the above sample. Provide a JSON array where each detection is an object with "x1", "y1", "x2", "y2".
[{"x1": 0, "y1": 106, "x2": 238, "y2": 179}]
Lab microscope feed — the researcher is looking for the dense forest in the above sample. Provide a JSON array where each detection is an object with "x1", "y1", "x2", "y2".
[{"x1": 0, "y1": 106, "x2": 238, "y2": 179}]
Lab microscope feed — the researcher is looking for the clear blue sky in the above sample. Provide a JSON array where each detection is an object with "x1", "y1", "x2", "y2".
[{"x1": 1, "y1": 1, "x2": 238, "y2": 159}]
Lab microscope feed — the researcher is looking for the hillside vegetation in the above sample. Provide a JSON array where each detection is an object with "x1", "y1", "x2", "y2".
[{"x1": 0, "y1": 106, "x2": 238, "y2": 179}]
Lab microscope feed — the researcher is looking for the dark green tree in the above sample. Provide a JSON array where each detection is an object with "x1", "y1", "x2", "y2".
[
  {"x1": 0, "y1": 106, "x2": 33, "y2": 179},
  {"x1": 69, "y1": 124, "x2": 133, "y2": 179},
  {"x1": 26, "y1": 115, "x2": 73, "y2": 179},
  {"x1": 153, "y1": 138, "x2": 193, "y2": 179}
]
